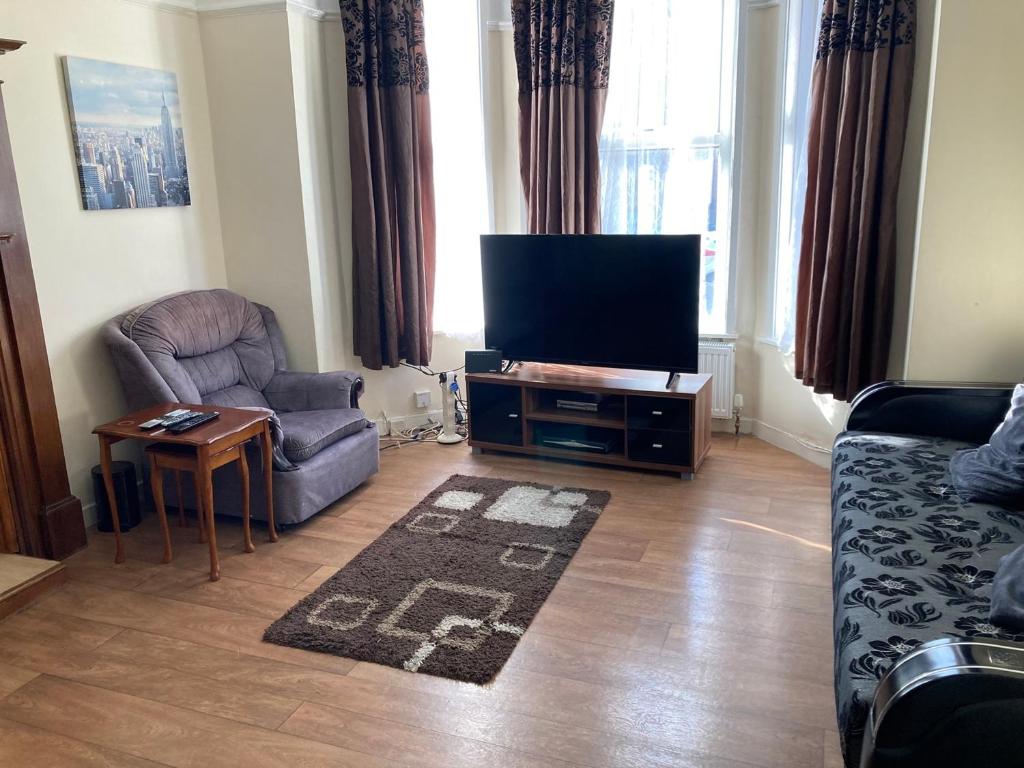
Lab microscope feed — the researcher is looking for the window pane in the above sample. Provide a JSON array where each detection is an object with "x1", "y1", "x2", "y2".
[
  {"x1": 426, "y1": 0, "x2": 488, "y2": 338},
  {"x1": 600, "y1": 0, "x2": 732, "y2": 334},
  {"x1": 774, "y1": 0, "x2": 821, "y2": 347}
]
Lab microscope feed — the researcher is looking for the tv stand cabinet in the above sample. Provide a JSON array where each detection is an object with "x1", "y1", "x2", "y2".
[{"x1": 466, "y1": 364, "x2": 712, "y2": 478}]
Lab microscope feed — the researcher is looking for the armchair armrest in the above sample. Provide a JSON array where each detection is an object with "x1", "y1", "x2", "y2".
[
  {"x1": 263, "y1": 370, "x2": 365, "y2": 413},
  {"x1": 861, "y1": 637, "x2": 1024, "y2": 768},
  {"x1": 846, "y1": 381, "x2": 1014, "y2": 444}
]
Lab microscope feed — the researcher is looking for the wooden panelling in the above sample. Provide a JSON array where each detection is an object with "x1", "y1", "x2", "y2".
[{"x1": 0, "y1": 51, "x2": 85, "y2": 560}]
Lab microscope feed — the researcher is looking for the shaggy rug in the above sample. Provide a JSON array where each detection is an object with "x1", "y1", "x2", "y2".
[{"x1": 263, "y1": 474, "x2": 610, "y2": 683}]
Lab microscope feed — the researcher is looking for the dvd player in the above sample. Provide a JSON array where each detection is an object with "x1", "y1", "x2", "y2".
[
  {"x1": 555, "y1": 399, "x2": 599, "y2": 412},
  {"x1": 539, "y1": 436, "x2": 611, "y2": 453}
]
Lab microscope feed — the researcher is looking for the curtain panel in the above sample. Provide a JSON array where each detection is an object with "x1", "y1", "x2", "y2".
[
  {"x1": 794, "y1": 0, "x2": 916, "y2": 400},
  {"x1": 340, "y1": 0, "x2": 436, "y2": 370},
  {"x1": 512, "y1": 0, "x2": 614, "y2": 234}
]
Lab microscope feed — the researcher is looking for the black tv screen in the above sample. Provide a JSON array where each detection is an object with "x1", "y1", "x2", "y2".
[{"x1": 480, "y1": 234, "x2": 700, "y2": 373}]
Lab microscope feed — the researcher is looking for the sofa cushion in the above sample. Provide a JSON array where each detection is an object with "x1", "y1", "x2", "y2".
[
  {"x1": 278, "y1": 409, "x2": 368, "y2": 463},
  {"x1": 951, "y1": 383, "x2": 1024, "y2": 507},
  {"x1": 832, "y1": 431, "x2": 1024, "y2": 766}
]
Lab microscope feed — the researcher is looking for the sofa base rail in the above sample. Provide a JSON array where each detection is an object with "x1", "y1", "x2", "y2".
[{"x1": 861, "y1": 637, "x2": 1024, "y2": 768}]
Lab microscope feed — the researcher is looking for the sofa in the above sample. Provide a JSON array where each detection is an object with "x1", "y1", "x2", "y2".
[
  {"x1": 832, "y1": 381, "x2": 1024, "y2": 767},
  {"x1": 103, "y1": 289, "x2": 379, "y2": 526}
]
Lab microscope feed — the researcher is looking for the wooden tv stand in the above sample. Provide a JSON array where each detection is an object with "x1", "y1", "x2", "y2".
[{"x1": 466, "y1": 363, "x2": 712, "y2": 478}]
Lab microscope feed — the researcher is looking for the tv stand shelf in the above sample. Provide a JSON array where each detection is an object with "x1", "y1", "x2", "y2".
[
  {"x1": 524, "y1": 406, "x2": 625, "y2": 429},
  {"x1": 466, "y1": 363, "x2": 712, "y2": 478}
]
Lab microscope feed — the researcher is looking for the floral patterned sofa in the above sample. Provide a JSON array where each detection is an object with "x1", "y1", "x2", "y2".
[{"x1": 832, "y1": 382, "x2": 1024, "y2": 767}]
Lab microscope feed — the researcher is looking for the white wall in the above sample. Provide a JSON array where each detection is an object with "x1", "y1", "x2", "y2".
[
  {"x1": 199, "y1": 9, "x2": 319, "y2": 370},
  {"x1": 0, "y1": 0, "x2": 227, "y2": 510},
  {"x1": 200, "y1": 6, "x2": 485, "y2": 424},
  {"x1": 902, "y1": 0, "x2": 1024, "y2": 383},
  {"x1": 731, "y1": 3, "x2": 847, "y2": 466}
]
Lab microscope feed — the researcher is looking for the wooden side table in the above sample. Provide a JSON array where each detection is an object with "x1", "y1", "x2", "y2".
[{"x1": 93, "y1": 404, "x2": 278, "y2": 580}]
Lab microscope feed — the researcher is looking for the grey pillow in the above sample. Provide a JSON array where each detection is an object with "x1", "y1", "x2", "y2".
[
  {"x1": 950, "y1": 383, "x2": 1024, "y2": 507},
  {"x1": 990, "y1": 544, "x2": 1024, "y2": 633}
]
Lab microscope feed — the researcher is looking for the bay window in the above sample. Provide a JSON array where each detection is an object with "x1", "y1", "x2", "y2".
[{"x1": 599, "y1": 0, "x2": 738, "y2": 335}]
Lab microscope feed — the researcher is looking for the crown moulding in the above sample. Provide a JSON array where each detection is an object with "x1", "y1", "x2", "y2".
[{"x1": 120, "y1": 0, "x2": 340, "y2": 20}]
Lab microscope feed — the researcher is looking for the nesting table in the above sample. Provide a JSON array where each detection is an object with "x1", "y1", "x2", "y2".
[{"x1": 92, "y1": 403, "x2": 277, "y2": 581}]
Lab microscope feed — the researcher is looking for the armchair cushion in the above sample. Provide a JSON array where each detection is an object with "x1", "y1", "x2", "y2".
[
  {"x1": 264, "y1": 370, "x2": 363, "y2": 413},
  {"x1": 278, "y1": 409, "x2": 368, "y2": 463},
  {"x1": 120, "y1": 289, "x2": 276, "y2": 403}
]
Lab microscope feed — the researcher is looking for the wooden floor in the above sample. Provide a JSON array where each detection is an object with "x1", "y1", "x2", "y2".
[{"x1": 0, "y1": 436, "x2": 842, "y2": 768}]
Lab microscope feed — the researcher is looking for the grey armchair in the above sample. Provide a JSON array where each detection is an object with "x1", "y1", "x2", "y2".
[{"x1": 103, "y1": 288, "x2": 378, "y2": 525}]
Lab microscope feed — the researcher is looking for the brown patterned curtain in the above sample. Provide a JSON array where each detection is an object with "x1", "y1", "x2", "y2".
[
  {"x1": 794, "y1": 0, "x2": 916, "y2": 400},
  {"x1": 512, "y1": 0, "x2": 614, "y2": 234},
  {"x1": 340, "y1": 0, "x2": 435, "y2": 370}
]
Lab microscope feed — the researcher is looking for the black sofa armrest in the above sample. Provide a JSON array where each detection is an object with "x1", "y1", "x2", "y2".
[
  {"x1": 846, "y1": 381, "x2": 1014, "y2": 445},
  {"x1": 861, "y1": 637, "x2": 1024, "y2": 768}
]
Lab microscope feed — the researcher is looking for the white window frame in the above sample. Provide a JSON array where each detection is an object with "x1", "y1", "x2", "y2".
[
  {"x1": 597, "y1": 0, "x2": 742, "y2": 338},
  {"x1": 762, "y1": 0, "x2": 820, "y2": 347},
  {"x1": 477, "y1": 0, "x2": 747, "y2": 339},
  {"x1": 719, "y1": 0, "x2": 741, "y2": 338}
]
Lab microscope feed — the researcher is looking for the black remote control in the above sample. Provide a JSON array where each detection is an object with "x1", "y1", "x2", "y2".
[{"x1": 167, "y1": 412, "x2": 220, "y2": 434}]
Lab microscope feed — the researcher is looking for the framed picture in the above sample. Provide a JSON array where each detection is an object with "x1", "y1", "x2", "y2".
[{"x1": 62, "y1": 56, "x2": 191, "y2": 210}]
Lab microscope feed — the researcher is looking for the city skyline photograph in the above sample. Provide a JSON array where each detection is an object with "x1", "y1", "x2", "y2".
[{"x1": 62, "y1": 56, "x2": 191, "y2": 210}]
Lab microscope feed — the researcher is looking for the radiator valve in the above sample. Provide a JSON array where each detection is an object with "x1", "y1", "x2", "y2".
[{"x1": 732, "y1": 393, "x2": 744, "y2": 436}]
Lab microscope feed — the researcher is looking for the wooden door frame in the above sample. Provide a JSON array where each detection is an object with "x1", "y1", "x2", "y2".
[{"x1": 0, "y1": 39, "x2": 86, "y2": 559}]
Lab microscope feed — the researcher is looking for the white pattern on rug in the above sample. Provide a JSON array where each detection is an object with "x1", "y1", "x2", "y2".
[{"x1": 483, "y1": 486, "x2": 588, "y2": 527}]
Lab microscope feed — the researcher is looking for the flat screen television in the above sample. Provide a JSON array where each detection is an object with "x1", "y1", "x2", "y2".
[{"x1": 480, "y1": 234, "x2": 701, "y2": 374}]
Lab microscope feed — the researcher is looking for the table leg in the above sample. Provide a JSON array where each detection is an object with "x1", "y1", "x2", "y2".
[
  {"x1": 175, "y1": 470, "x2": 186, "y2": 528},
  {"x1": 98, "y1": 435, "x2": 125, "y2": 564},
  {"x1": 261, "y1": 422, "x2": 277, "y2": 542},
  {"x1": 197, "y1": 447, "x2": 219, "y2": 581},
  {"x1": 149, "y1": 454, "x2": 172, "y2": 564},
  {"x1": 196, "y1": 469, "x2": 207, "y2": 544},
  {"x1": 237, "y1": 445, "x2": 254, "y2": 553}
]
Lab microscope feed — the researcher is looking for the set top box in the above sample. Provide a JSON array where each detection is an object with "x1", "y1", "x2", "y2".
[{"x1": 465, "y1": 349, "x2": 503, "y2": 374}]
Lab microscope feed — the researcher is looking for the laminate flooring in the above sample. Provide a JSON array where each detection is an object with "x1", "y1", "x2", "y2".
[{"x1": 0, "y1": 435, "x2": 842, "y2": 768}]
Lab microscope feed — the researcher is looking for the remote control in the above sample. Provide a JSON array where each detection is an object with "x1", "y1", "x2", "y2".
[
  {"x1": 139, "y1": 418, "x2": 164, "y2": 430},
  {"x1": 167, "y1": 412, "x2": 220, "y2": 434},
  {"x1": 161, "y1": 410, "x2": 197, "y2": 427}
]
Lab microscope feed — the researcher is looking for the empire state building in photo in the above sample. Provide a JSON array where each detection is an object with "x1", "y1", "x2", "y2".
[{"x1": 160, "y1": 92, "x2": 179, "y2": 180}]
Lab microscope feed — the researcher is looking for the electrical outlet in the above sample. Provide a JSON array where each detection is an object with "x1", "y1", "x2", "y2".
[{"x1": 414, "y1": 390, "x2": 431, "y2": 409}]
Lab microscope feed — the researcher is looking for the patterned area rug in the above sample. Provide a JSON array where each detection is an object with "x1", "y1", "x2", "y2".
[{"x1": 263, "y1": 474, "x2": 610, "y2": 683}]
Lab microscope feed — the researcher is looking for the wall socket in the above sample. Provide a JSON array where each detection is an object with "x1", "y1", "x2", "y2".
[{"x1": 414, "y1": 390, "x2": 431, "y2": 409}]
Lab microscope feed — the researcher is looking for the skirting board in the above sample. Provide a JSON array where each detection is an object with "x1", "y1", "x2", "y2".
[
  {"x1": 747, "y1": 419, "x2": 832, "y2": 468},
  {"x1": 383, "y1": 411, "x2": 832, "y2": 468},
  {"x1": 373, "y1": 410, "x2": 443, "y2": 437},
  {"x1": 712, "y1": 416, "x2": 832, "y2": 468}
]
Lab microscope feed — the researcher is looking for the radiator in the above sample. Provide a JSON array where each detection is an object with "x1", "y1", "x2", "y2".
[{"x1": 698, "y1": 341, "x2": 736, "y2": 419}]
